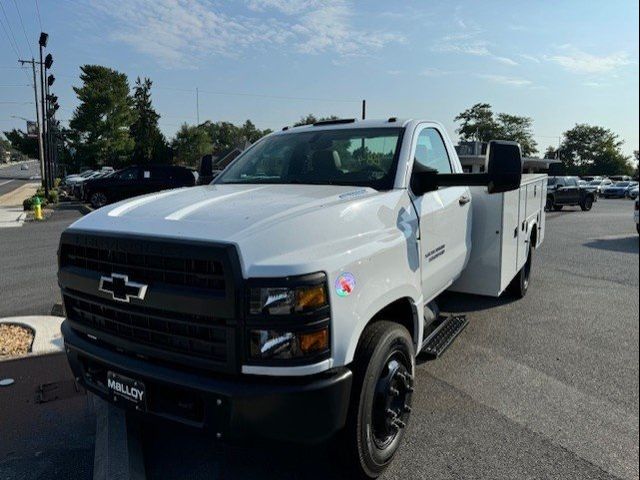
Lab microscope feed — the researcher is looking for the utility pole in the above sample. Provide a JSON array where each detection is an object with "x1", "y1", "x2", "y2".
[
  {"x1": 196, "y1": 87, "x2": 200, "y2": 125},
  {"x1": 362, "y1": 99, "x2": 366, "y2": 120},
  {"x1": 38, "y1": 32, "x2": 49, "y2": 195},
  {"x1": 18, "y1": 58, "x2": 45, "y2": 188}
]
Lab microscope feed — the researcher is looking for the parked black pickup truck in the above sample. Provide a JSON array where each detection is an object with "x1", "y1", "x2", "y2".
[{"x1": 545, "y1": 176, "x2": 595, "y2": 211}]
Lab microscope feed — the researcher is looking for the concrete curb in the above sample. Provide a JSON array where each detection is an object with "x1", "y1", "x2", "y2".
[
  {"x1": 80, "y1": 204, "x2": 94, "y2": 215},
  {"x1": 0, "y1": 316, "x2": 64, "y2": 359}
]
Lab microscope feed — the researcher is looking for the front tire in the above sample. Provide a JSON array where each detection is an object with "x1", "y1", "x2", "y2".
[
  {"x1": 580, "y1": 196, "x2": 593, "y2": 211},
  {"x1": 553, "y1": 204, "x2": 563, "y2": 211},
  {"x1": 342, "y1": 321, "x2": 415, "y2": 478}
]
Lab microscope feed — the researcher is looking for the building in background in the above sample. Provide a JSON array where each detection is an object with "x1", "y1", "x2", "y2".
[{"x1": 455, "y1": 141, "x2": 560, "y2": 173}]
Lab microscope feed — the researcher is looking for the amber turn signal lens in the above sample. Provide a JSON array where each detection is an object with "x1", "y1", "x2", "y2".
[
  {"x1": 299, "y1": 328, "x2": 329, "y2": 353},
  {"x1": 296, "y1": 285, "x2": 327, "y2": 310}
]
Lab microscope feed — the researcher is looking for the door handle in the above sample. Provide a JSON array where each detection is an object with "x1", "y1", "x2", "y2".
[{"x1": 459, "y1": 195, "x2": 470, "y2": 205}]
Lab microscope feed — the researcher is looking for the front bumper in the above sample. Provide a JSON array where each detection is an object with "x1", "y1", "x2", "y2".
[{"x1": 62, "y1": 321, "x2": 352, "y2": 443}]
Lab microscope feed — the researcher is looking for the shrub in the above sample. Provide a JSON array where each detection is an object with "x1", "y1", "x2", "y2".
[
  {"x1": 23, "y1": 197, "x2": 34, "y2": 211},
  {"x1": 54, "y1": 178, "x2": 61, "y2": 188},
  {"x1": 47, "y1": 190, "x2": 58, "y2": 204}
]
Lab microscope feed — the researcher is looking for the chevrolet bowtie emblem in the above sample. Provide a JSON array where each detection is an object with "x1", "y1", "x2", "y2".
[{"x1": 99, "y1": 273, "x2": 148, "y2": 303}]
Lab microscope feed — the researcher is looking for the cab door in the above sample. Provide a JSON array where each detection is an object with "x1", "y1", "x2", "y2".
[{"x1": 410, "y1": 126, "x2": 472, "y2": 302}]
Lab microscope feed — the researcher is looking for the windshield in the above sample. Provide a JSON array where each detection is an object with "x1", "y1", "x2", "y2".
[
  {"x1": 548, "y1": 177, "x2": 558, "y2": 186},
  {"x1": 589, "y1": 180, "x2": 601, "y2": 185},
  {"x1": 216, "y1": 128, "x2": 403, "y2": 190}
]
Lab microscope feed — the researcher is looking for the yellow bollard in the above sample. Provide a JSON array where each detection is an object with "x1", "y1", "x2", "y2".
[{"x1": 33, "y1": 196, "x2": 43, "y2": 221}]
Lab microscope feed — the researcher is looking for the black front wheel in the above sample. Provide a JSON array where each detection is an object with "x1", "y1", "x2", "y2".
[
  {"x1": 553, "y1": 204, "x2": 564, "y2": 211},
  {"x1": 580, "y1": 196, "x2": 593, "y2": 211},
  {"x1": 341, "y1": 321, "x2": 415, "y2": 478}
]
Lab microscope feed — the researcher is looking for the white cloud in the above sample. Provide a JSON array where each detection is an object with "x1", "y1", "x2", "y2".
[
  {"x1": 432, "y1": 32, "x2": 517, "y2": 66},
  {"x1": 546, "y1": 46, "x2": 632, "y2": 74},
  {"x1": 494, "y1": 56, "x2": 519, "y2": 66},
  {"x1": 519, "y1": 54, "x2": 541, "y2": 64},
  {"x1": 477, "y1": 74, "x2": 532, "y2": 87},
  {"x1": 88, "y1": 0, "x2": 403, "y2": 67}
]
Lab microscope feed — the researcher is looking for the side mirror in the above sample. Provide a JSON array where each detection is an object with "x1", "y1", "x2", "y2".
[
  {"x1": 484, "y1": 140, "x2": 522, "y2": 193},
  {"x1": 411, "y1": 140, "x2": 522, "y2": 195}
]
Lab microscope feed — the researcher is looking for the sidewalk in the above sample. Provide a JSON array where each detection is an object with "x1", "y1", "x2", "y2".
[{"x1": 0, "y1": 182, "x2": 39, "y2": 228}]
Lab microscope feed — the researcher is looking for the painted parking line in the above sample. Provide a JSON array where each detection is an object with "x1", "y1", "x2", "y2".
[{"x1": 0, "y1": 180, "x2": 12, "y2": 187}]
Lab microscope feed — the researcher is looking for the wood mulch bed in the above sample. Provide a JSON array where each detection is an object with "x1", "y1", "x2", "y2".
[{"x1": 0, "y1": 324, "x2": 34, "y2": 358}]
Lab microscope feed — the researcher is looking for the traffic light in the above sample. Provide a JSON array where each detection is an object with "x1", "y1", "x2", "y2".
[
  {"x1": 47, "y1": 74, "x2": 55, "y2": 86},
  {"x1": 39, "y1": 32, "x2": 48, "y2": 48},
  {"x1": 44, "y1": 54, "x2": 53, "y2": 69}
]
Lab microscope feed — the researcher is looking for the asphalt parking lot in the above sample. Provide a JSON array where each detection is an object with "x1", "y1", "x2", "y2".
[{"x1": 0, "y1": 198, "x2": 638, "y2": 480}]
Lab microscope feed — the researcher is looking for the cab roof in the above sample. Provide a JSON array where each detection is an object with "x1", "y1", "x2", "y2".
[{"x1": 275, "y1": 118, "x2": 412, "y2": 135}]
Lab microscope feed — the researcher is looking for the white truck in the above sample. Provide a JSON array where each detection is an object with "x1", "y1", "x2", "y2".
[{"x1": 58, "y1": 118, "x2": 546, "y2": 478}]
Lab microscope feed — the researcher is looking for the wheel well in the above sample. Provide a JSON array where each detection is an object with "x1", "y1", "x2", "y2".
[{"x1": 368, "y1": 297, "x2": 418, "y2": 346}]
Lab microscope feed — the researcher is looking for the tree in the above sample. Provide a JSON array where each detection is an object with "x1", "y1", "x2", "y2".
[
  {"x1": 496, "y1": 113, "x2": 538, "y2": 156},
  {"x1": 202, "y1": 120, "x2": 272, "y2": 156},
  {"x1": 130, "y1": 77, "x2": 167, "y2": 164},
  {"x1": 2, "y1": 128, "x2": 38, "y2": 158},
  {"x1": 455, "y1": 103, "x2": 538, "y2": 156},
  {"x1": 454, "y1": 103, "x2": 502, "y2": 143},
  {"x1": 293, "y1": 114, "x2": 340, "y2": 127},
  {"x1": 544, "y1": 146, "x2": 557, "y2": 159},
  {"x1": 557, "y1": 124, "x2": 632, "y2": 176},
  {"x1": 69, "y1": 65, "x2": 134, "y2": 167},
  {"x1": 171, "y1": 123, "x2": 211, "y2": 168}
]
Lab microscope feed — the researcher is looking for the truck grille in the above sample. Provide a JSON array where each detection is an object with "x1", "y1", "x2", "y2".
[
  {"x1": 60, "y1": 243, "x2": 226, "y2": 291},
  {"x1": 64, "y1": 290, "x2": 228, "y2": 361},
  {"x1": 58, "y1": 231, "x2": 241, "y2": 373}
]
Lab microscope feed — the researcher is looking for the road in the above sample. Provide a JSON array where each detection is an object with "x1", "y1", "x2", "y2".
[
  {"x1": 0, "y1": 160, "x2": 41, "y2": 197},
  {"x1": 0, "y1": 198, "x2": 638, "y2": 480}
]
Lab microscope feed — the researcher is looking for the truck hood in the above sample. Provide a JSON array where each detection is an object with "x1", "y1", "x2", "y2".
[{"x1": 67, "y1": 184, "x2": 411, "y2": 277}]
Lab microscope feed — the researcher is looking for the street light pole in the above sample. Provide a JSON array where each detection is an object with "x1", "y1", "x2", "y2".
[{"x1": 38, "y1": 32, "x2": 49, "y2": 196}]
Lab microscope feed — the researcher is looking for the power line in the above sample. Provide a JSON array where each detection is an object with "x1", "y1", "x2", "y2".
[
  {"x1": 0, "y1": 10, "x2": 20, "y2": 59},
  {"x1": 11, "y1": 0, "x2": 35, "y2": 57},
  {"x1": 0, "y1": 4, "x2": 31, "y2": 83},
  {"x1": 154, "y1": 85, "x2": 361, "y2": 103},
  {"x1": 34, "y1": 0, "x2": 42, "y2": 30},
  {"x1": 0, "y1": 1, "x2": 21, "y2": 57}
]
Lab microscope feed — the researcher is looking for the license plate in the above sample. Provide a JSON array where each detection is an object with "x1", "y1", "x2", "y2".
[{"x1": 107, "y1": 371, "x2": 147, "y2": 410}]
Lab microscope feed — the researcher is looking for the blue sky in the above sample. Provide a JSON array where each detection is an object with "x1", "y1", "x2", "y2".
[{"x1": 1, "y1": 0, "x2": 638, "y2": 156}]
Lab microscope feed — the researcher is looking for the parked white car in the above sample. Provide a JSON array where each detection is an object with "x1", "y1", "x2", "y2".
[{"x1": 57, "y1": 119, "x2": 546, "y2": 477}]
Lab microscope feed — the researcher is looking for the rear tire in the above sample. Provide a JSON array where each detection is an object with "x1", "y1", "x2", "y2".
[
  {"x1": 509, "y1": 242, "x2": 533, "y2": 298},
  {"x1": 553, "y1": 205, "x2": 563, "y2": 211},
  {"x1": 341, "y1": 321, "x2": 415, "y2": 479},
  {"x1": 580, "y1": 196, "x2": 593, "y2": 211}
]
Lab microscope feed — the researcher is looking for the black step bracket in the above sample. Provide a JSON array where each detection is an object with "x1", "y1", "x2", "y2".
[{"x1": 420, "y1": 315, "x2": 469, "y2": 358}]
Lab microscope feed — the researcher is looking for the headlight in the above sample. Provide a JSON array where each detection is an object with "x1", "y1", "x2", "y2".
[
  {"x1": 249, "y1": 328, "x2": 329, "y2": 360},
  {"x1": 249, "y1": 283, "x2": 327, "y2": 315},
  {"x1": 245, "y1": 273, "x2": 330, "y2": 364}
]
